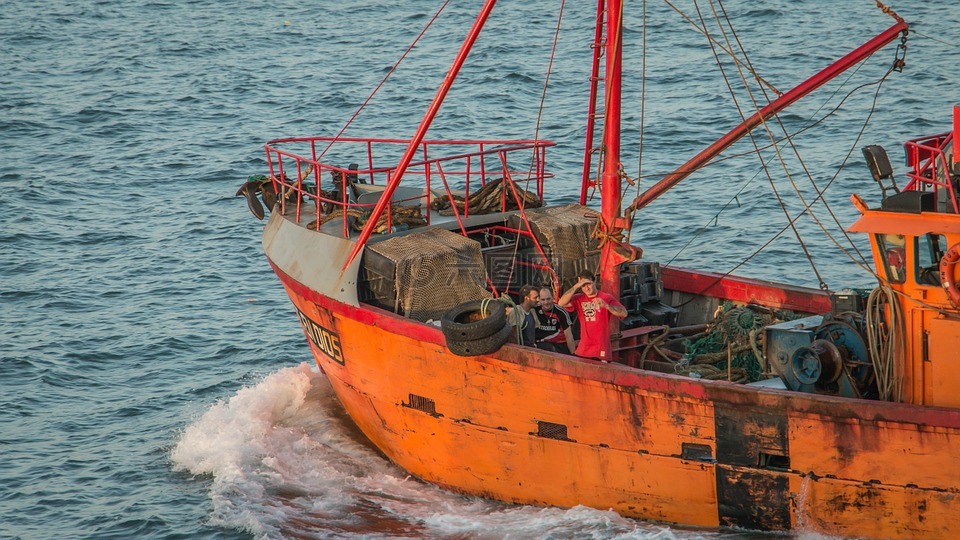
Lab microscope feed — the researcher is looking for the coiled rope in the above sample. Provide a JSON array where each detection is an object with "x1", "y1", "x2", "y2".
[{"x1": 865, "y1": 285, "x2": 904, "y2": 402}]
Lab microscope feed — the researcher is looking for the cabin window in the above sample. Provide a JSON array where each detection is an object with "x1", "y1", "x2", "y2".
[
  {"x1": 915, "y1": 233, "x2": 946, "y2": 286},
  {"x1": 877, "y1": 233, "x2": 907, "y2": 283}
]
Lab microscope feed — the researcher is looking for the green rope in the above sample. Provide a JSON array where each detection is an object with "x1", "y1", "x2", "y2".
[{"x1": 683, "y1": 302, "x2": 802, "y2": 383}]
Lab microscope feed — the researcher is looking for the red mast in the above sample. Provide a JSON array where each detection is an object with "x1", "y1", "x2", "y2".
[{"x1": 598, "y1": 0, "x2": 625, "y2": 299}]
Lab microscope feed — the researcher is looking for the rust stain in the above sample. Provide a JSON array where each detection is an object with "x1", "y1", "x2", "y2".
[{"x1": 825, "y1": 485, "x2": 885, "y2": 514}]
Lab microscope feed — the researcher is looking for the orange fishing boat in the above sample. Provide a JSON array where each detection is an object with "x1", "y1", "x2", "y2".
[{"x1": 240, "y1": 1, "x2": 958, "y2": 537}]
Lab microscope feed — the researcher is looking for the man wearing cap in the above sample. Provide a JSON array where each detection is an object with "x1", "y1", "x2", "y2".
[{"x1": 557, "y1": 271, "x2": 627, "y2": 361}]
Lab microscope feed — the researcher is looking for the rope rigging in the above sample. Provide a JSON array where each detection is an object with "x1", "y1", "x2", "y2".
[
  {"x1": 710, "y1": 0, "x2": 907, "y2": 282},
  {"x1": 692, "y1": 0, "x2": 828, "y2": 289},
  {"x1": 646, "y1": 0, "x2": 909, "y2": 293},
  {"x1": 624, "y1": 0, "x2": 647, "y2": 245},
  {"x1": 661, "y1": 0, "x2": 781, "y2": 97},
  {"x1": 664, "y1": 77, "x2": 902, "y2": 308},
  {"x1": 866, "y1": 285, "x2": 904, "y2": 402},
  {"x1": 315, "y1": 0, "x2": 452, "y2": 161},
  {"x1": 664, "y1": 67, "x2": 903, "y2": 280},
  {"x1": 502, "y1": 0, "x2": 567, "y2": 296}
]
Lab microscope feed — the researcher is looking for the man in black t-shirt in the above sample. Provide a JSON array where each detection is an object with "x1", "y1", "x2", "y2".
[{"x1": 532, "y1": 286, "x2": 576, "y2": 354}]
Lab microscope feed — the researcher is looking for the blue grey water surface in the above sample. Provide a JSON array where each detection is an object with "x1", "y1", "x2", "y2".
[{"x1": 1, "y1": 0, "x2": 957, "y2": 538}]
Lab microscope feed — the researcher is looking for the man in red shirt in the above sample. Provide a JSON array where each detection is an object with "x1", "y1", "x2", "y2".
[{"x1": 557, "y1": 271, "x2": 627, "y2": 361}]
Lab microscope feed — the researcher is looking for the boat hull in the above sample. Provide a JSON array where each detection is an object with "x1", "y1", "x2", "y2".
[{"x1": 269, "y1": 261, "x2": 959, "y2": 539}]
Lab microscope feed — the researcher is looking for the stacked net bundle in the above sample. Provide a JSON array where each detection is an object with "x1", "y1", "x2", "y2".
[
  {"x1": 362, "y1": 229, "x2": 492, "y2": 322},
  {"x1": 507, "y1": 203, "x2": 601, "y2": 290}
]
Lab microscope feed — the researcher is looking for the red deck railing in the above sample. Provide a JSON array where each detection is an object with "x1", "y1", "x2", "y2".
[
  {"x1": 263, "y1": 137, "x2": 555, "y2": 238},
  {"x1": 903, "y1": 131, "x2": 957, "y2": 212}
]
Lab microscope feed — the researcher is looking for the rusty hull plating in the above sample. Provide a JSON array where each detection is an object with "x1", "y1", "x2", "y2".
[
  {"x1": 266, "y1": 248, "x2": 958, "y2": 537},
  {"x1": 249, "y1": 2, "x2": 958, "y2": 538}
]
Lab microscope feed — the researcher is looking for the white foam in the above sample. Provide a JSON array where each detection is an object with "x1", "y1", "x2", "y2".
[{"x1": 171, "y1": 363, "x2": 726, "y2": 539}]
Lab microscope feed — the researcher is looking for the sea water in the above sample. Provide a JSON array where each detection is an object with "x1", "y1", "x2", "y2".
[{"x1": 2, "y1": 0, "x2": 957, "y2": 538}]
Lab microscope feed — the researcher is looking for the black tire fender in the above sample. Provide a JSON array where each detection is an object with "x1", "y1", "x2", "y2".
[
  {"x1": 445, "y1": 322, "x2": 511, "y2": 357},
  {"x1": 440, "y1": 299, "x2": 506, "y2": 342}
]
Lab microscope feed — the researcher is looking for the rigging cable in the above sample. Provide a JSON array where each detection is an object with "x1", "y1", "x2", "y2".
[
  {"x1": 638, "y1": 63, "x2": 891, "y2": 181},
  {"x1": 688, "y1": 0, "x2": 907, "y2": 289},
  {"x1": 624, "y1": 0, "x2": 647, "y2": 244},
  {"x1": 671, "y1": 70, "x2": 908, "y2": 307},
  {"x1": 525, "y1": 0, "x2": 567, "y2": 209},
  {"x1": 673, "y1": 78, "x2": 901, "y2": 308},
  {"x1": 692, "y1": 0, "x2": 828, "y2": 289},
  {"x1": 713, "y1": 0, "x2": 903, "y2": 271},
  {"x1": 908, "y1": 29, "x2": 957, "y2": 49},
  {"x1": 661, "y1": 0, "x2": 780, "y2": 97},
  {"x1": 316, "y1": 0, "x2": 452, "y2": 160},
  {"x1": 502, "y1": 0, "x2": 567, "y2": 295},
  {"x1": 708, "y1": 0, "x2": 871, "y2": 288},
  {"x1": 662, "y1": 164, "x2": 765, "y2": 268},
  {"x1": 664, "y1": 69, "x2": 903, "y2": 272}
]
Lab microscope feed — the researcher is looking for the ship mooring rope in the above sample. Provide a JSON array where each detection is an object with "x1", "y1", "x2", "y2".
[{"x1": 866, "y1": 284, "x2": 904, "y2": 402}]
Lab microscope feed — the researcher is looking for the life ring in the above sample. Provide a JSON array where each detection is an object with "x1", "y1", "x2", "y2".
[
  {"x1": 440, "y1": 299, "x2": 506, "y2": 342},
  {"x1": 939, "y1": 242, "x2": 960, "y2": 308}
]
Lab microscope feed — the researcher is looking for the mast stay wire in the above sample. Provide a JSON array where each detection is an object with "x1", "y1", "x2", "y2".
[
  {"x1": 712, "y1": 0, "x2": 886, "y2": 271},
  {"x1": 528, "y1": 0, "x2": 566, "y2": 186},
  {"x1": 705, "y1": 0, "x2": 881, "y2": 288},
  {"x1": 642, "y1": 2, "x2": 894, "y2": 271},
  {"x1": 661, "y1": 0, "x2": 781, "y2": 97},
  {"x1": 662, "y1": 70, "x2": 903, "y2": 272},
  {"x1": 672, "y1": 68, "x2": 899, "y2": 297},
  {"x1": 668, "y1": 70, "x2": 914, "y2": 315},
  {"x1": 633, "y1": 0, "x2": 908, "y2": 196},
  {"x1": 629, "y1": 64, "x2": 892, "y2": 188},
  {"x1": 692, "y1": 0, "x2": 829, "y2": 290},
  {"x1": 502, "y1": 0, "x2": 567, "y2": 296},
  {"x1": 909, "y1": 28, "x2": 957, "y2": 49},
  {"x1": 620, "y1": 2, "x2": 816, "y2": 226},
  {"x1": 624, "y1": 0, "x2": 647, "y2": 245},
  {"x1": 683, "y1": 0, "x2": 904, "y2": 288},
  {"x1": 315, "y1": 0, "x2": 452, "y2": 160}
]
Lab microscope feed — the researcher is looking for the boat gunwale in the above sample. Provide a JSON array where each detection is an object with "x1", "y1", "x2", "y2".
[{"x1": 268, "y1": 257, "x2": 960, "y2": 432}]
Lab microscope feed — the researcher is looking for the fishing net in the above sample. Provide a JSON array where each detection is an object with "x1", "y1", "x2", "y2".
[
  {"x1": 681, "y1": 302, "x2": 802, "y2": 383},
  {"x1": 507, "y1": 203, "x2": 601, "y2": 290},
  {"x1": 362, "y1": 229, "x2": 492, "y2": 322}
]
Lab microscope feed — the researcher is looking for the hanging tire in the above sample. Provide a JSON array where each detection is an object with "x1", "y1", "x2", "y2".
[
  {"x1": 441, "y1": 299, "x2": 506, "y2": 342},
  {"x1": 445, "y1": 323, "x2": 511, "y2": 357}
]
